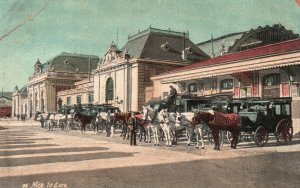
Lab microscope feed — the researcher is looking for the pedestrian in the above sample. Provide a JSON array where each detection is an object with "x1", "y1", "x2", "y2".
[
  {"x1": 17, "y1": 114, "x2": 20, "y2": 121},
  {"x1": 128, "y1": 114, "x2": 137, "y2": 146}
]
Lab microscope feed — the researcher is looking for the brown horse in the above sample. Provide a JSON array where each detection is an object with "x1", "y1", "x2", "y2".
[
  {"x1": 192, "y1": 111, "x2": 240, "y2": 150},
  {"x1": 74, "y1": 112, "x2": 97, "y2": 134},
  {"x1": 113, "y1": 112, "x2": 132, "y2": 139}
]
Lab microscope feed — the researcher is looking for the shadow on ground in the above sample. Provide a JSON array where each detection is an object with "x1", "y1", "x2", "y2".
[
  {"x1": 0, "y1": 151, "x2": 299, "y2": 188},
  {"x1": 0, "y1": 147, "x2": 109, "y2": 156},
  {"x1": 0, "y1": 151, "x2": 134, "y2": 167},
  {"x1": 0, "y1": 144, "x2": 58, "y2": 150}
]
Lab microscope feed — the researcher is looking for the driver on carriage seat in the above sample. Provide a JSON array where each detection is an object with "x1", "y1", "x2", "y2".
[{"x1": 166, "y1": 85, "x2": 177, "y2": 112}]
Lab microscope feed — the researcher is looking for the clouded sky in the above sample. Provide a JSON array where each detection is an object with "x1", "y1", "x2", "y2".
[{"x1": 1, "y1": 0, "x2": 300, "y2": 91}]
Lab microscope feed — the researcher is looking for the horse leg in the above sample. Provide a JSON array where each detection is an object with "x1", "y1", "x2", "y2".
[
  {"x1": 186, "y1": 127, "x2": 192, "y2": 146},
  {"x1": 110, "y1": 124, "x2": 114, "y2": 137},
  {"x1": 83, "y1": 124, "x2": 85, "y2": 135},
  {"x1": 168, "y1": 127, "x2": 173, "y2": 146},
  {"x1": 231, "y1": 130, "x2": 238, "y2": 149},
  {"x1": 127, "y1": 127, "x2": 130, "y2": 140},
  {"x1": 198, "y1": 127, "x2": 205, "y2": 149},
  {"x1": 212, "y1": 130, "x2": 220, "y2": 150},
  {"x1": 154, "y1": 127, "x2": 159, "y2": 146},
  {"x1": 163, "y1": 127, "x2": 170, "y2": 146}
]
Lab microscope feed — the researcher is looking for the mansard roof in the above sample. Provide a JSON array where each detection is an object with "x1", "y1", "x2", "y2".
[
  {"x1": 198, "y1": 24, "x2": 299, "y2": 57},
  {"x1": 41, "y1": 52, "x2": 99, "y2": 73},
  {"x1": 121, "y1": 27, "x2": 210, "y2": 62}
]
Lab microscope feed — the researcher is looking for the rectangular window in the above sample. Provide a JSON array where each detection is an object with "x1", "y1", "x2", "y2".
[
  {"x1": 67, "y1": 97, "x2": 71, "y2": 106},
  {"x1": 77, "y1": 95, "x2": 81, "y2": 103},
  {"x1": 282, "y1": 104, "x2": 290, "y2": 115},
  {"x1": 88, "y1": 93, "x2": 94, "y2": 103},
  {"x1": 275, "y1": 105, "x2": 281, "y2": 115}
]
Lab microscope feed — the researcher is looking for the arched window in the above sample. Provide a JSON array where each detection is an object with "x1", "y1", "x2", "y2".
[
  {"x1": 188, "y1": 83, "x2": 198, "y2": 92},
  {"x1": 263, "y1": 73, "x2": 281, "y2": 86},
  {"x1": 106, "y1": 78, "x2": 114, "y2": 102},
  {"x1": 220, "y1": 79, "x2": 234, "y2": 90}
]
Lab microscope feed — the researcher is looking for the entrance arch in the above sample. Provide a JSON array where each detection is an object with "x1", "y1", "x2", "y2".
[{"x1": 105, "y1": 78, "x2": 114, "y2": 103}]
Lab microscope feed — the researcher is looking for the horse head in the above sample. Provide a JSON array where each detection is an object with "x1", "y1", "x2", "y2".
[
  {"x1": 158, "y1": 108, "x2": 169, "y2": 124},
  {"x1": 141, "y1": 105, "x2": 150, "y2": 120},
  {"x1": 192, "y1": 112, "x2": 213, "y2": 127}
]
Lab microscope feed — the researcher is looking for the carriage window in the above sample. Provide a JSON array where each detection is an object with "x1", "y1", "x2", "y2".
[
  {"x1": 282, "y1": 104, "x2": 290, "y2": 115},
  {"x1": 153, "y1": 104, "x2": 160, "y2": 110},
  {"x1": 188, "y1": 83, "x2": 198, "y2": 92},
  {"x1": 233, "y1": 106, "x2": 238, "y2": 113},
  {"x1": 275, "y1": 105, "x2": 281, "y2": 115},
  {"x1": 220, "y1": 79, "x2": 233, "y2": 90}
]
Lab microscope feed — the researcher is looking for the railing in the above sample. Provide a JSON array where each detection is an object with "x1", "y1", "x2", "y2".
[{"x1": 128, "y1": 27, "x2": 189, "y2": 41}]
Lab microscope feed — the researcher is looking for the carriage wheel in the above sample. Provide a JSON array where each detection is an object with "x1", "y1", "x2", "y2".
[
  {"x1": 276, "y1": 119, "x2": 293, "y2": 145},
  {"x1": 226, "y1": 131, "x2": 241, "y2": 144},
  {"x1": 208, "y1": 130, "x2": 225, "y2": 145},
  {"x1": 254, "y1": 126, "x2": 268, "y2": 147},
  {"x1": 74, "y1": 122, "x2": 81, "y2": 130}
]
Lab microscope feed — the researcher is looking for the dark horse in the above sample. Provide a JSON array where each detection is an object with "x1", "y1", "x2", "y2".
[
  {"x1": 192, "y1": 111, "x2": 240, "y2": 150},
  {"x1": 134, "y1": 114, "x2": 148, "y2": 143},
  {"x1": 113, "y1": 112, "x2": 132, "y2": 139},
  {"x1": 74, "y1": 112, "x2": 97, "y2": 134}
]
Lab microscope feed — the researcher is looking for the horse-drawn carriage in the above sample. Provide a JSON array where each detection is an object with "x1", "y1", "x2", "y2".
[{"x1": 238, "y1": 97, "x2": 293, "y2": 146}]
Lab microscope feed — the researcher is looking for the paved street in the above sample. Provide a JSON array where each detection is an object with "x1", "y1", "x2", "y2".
[{"x1": 0, "y1": 119, "x2": 300, "y2": 188}]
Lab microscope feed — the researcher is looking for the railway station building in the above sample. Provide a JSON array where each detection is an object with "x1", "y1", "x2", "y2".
[
  {"x1": 92, "y1": 27, "x2": 209, "y2": 112},
  {"x1": 150, "y1": 24, "x2": 300, "y2": 134}
]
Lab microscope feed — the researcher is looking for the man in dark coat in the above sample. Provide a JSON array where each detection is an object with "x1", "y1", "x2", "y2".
[{"x1": 128, "y1": 114, "x2": 137, "y2": 146}]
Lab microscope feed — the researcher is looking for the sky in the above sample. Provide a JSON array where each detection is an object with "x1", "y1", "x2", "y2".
[{"x1": 1, "y1": 0, "x2": 300, "y2": 91}]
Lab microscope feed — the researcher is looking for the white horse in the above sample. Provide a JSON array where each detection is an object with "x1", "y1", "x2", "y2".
[
  {"x1": 158, "y1": 109, "x2": 205, "y2": 148},
  {"x1": 141, "y1": 105, "x2": 162, "y2": 146},
  {"x1": 183, "y1": 112, "x2": 206, "y2": 149},
  {"x1": 158, "y1": 109, "x2": 183, "y2": 146}
]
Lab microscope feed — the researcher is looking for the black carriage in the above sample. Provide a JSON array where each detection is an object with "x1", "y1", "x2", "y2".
[{"x1": 238, "y1": 97, "x2": 293, "y2": 146}]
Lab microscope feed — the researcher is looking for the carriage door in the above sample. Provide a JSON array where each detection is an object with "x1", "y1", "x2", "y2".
[
  {"x1": 105, "y1": 78, "x2": 114, "y2": 103},
  {"x1": 262, "y1": 73, "x2": 280, "y2": 98}
]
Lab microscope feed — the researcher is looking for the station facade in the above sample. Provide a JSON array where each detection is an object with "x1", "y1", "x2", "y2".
[
  {"x1": 92, "y1": 27, "x2": 209, "y2": 111},
  {"x1": 12, "y1": 53, "x2": 99, "y2": 116}
]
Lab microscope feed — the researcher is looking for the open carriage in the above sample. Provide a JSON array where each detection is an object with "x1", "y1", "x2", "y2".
[{"x1": 238, "y1": 97, "x2": 293, "y2": 146}]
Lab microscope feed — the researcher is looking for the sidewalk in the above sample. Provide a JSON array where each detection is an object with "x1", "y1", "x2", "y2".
[
  {"x1": 0, "y1": 118, "x2": 40, "y2": 127},
  {"x1": 293, "y1": 118, "x2": 300, "y2": 135}
]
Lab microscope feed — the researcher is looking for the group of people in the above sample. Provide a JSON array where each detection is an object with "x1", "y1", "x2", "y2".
[
  {"x1": 15, "y1": 113, "x2": 27, "y2": 121},
  {"x1": 128, "y1": 85, "x2": 177, "y2": 146}
]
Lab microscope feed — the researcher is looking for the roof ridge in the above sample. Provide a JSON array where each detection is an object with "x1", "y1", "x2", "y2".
[{"x1": 197, "y1": 31, "x2": 245, "y2": 45}]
